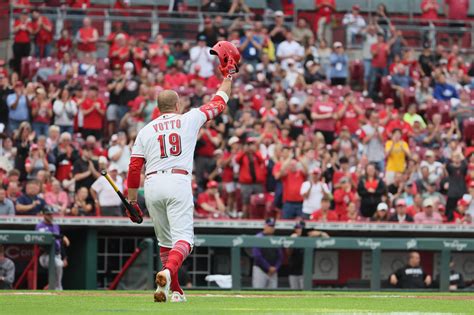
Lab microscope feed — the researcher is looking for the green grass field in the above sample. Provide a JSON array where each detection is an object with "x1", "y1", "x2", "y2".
[{"x1": 1, "y1": 290, "x2": 473, "y2": 314}]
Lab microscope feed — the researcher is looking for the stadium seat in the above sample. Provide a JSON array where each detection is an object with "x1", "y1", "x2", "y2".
[
  {"x1": 249, "y1": 193, "x2": 267, "y2": 219},
  {"x1": 463, "y1": 118, "x2": 474, "y2": 142},
  {"x1": 380, "y1": 76, "x2": 395, "y2": 99},
  {"x1": 349, "y1": 59, "x2": 364, "y2": 89}
]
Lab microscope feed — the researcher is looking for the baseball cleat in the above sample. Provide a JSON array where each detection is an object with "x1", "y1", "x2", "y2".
[
  {"x1": 154, "y1": 269, "x2": 171, "y2": 303},
  {"x1": 170, "y1": 291, "x2": 187, "y2": 303}
]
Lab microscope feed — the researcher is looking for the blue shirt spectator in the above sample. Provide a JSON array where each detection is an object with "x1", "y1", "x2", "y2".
[
  {"x1": 6, "y1": 82, "x2": 29, "y2": 122},
  {"x1": 15, "y1": 180, "x2": 46, "y2": 216},
  {"x1": 329, "y1": 43, "x2": 349, "y2": 81},
  {"x1": 0, "y1": 188, "x2": 15, "y2": 215},
  {"x1": 240, "y1": 30, "x2": 263, "y2": 62},
  {"x1": 434, "y1": 76, "x2": 459, "y2": 101},
  {"x1": 391, "y1": 73, "x2": 412, "y2": 88}
]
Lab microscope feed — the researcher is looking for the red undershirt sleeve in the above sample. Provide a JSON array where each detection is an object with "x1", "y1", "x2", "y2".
[{"x1": 127, "y1": 156, "x2": 145, "y2": 189}]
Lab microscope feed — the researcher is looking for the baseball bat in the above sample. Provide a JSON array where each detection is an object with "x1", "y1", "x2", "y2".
[{"x1": 101, "y1": 170, "x2": 143, "y2": 224}]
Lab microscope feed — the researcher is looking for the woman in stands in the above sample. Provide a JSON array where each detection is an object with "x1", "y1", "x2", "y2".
[{"x1": 357, "y1": 163, "x2": 387, "y2": 218}]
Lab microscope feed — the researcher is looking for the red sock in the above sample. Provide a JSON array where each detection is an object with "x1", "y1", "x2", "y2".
[
  {"x1": 164, "y1": 240, "x2": 191, "y2": 278},
  {"x1": 170, "y1": 273, "x2": 183, "y2": 295}
]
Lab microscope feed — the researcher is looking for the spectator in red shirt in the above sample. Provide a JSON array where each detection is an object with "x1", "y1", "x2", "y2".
[
  {"x1": 30, "y1": 87, "x2": 53, "y2": 136},
  {"x1": 453, "y1": 198, "x2": 471, "y2": 224},
  {"x1": 109, "y1": 34, "x2": 130, "y2": 70},
  {"x1": 384, "y1": 110, "x2": 413, "y2": 141},
  {"x1": 369, "y1": 32, "x2": 389, "y2": 99},
  {"x1": 196, "y1": 180, "x2": 226, "y2": 218},
  {"x1": 310, "y1": 196, "x2": 338, "y2": 222},
  {"x1": 311, "y1": 90, "x2": 337, "y2": 143},
  {"x1": 76, "y1": 17, "x2": 99, "y2": 59},
  {"x1": 235, "y1": 137, "x2": 266, "y2": 218},
  {"x1": 56, "y1": 29, "x2": 73, "y2": 60},
  {"x1": 195, "y1": 124, "x2": 222, "y2": 187},
  {"x1": 314, "y1": 0, "x2": 336, "y2": 44},
  {"x1": 69, "y1": 0, "x2": 90, "y2": 33},
  {"x1": 406, "y1": 193, "x2": 423, "y2": 217},
  {"x1": 30, "y1": 9, "x2": 53, "y2": 58},
  {"x1": 378, "y1": 98, "x2": 397, "y2": 126},
  {"x1": 149, "y1": 34, "x2": 170, "y2": 72},
  {"x1": 421, "y1": 0, "x2": 439, "y2": 48},
  {"x1": 335, "y1": 92, "x2": 364, "y2": 134},
  {"x1": 444, "y1": 0, "x2": 469, "y2": 46},
  {"x1": 274, "y1": 155, "x2": 308, "y2": 219},
  {"x1": 12, "y1": 10, "x2": 32, "y2": 74},
  {"x1": 217, "y1": 136, "x2": 240, "y2": 214},
  {"x1": 333, "y1": 177, "x2": 357, "y2": 221},
  {"x1": 164, "y1": 64, "x2": 189, "y2": 89},
  {"x1": 333, "y1": 157, "x2": 358, "y2": 189},
  {"x1": 80, "y1": 85, "x2": 106, "y2": 140}
]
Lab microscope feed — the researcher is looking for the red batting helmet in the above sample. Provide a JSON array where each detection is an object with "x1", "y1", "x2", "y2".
[{"x1": 210, "y1": 41, "x2": 240, "y2": 73}]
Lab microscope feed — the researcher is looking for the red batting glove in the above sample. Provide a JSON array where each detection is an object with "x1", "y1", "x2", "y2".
[{"x1": 126, "y1": 201, "x2": 144, "y2": 223}]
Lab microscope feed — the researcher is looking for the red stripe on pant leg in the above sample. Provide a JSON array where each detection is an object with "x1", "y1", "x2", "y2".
[{"x1": 164, "y1": 240, "x2": 191, "y2": 277}]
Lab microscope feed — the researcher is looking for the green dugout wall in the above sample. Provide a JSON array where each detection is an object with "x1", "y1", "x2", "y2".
[{"x1": 2, "y1": 228, "x2": 474, "y2": 292}]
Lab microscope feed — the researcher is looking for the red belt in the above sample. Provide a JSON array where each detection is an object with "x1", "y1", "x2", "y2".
[{"x1": 146, "y1": 169, "x2": 189, "y2": 176}]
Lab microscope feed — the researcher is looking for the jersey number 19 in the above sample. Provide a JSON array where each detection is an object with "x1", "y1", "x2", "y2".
[{"x1": 157, "y1": 133, "x2": 182, "y2": 158}]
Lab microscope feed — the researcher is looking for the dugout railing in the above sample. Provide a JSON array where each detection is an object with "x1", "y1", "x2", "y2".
[
  {"x1": 0, "y1": 230, "x2": 57, "y2": 290},
  {"x1": 190, "y1": 235, "x2": 473, "y2": 292}
]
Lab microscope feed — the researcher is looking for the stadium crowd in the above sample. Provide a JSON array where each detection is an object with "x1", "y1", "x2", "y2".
[{"x1": 1, "y1": 0, "x2": 474, "y2": 225}]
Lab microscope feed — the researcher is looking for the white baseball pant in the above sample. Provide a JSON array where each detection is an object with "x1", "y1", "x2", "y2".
[{"x1": 144, "y1": 172, "x2": 194, "y2": 248}]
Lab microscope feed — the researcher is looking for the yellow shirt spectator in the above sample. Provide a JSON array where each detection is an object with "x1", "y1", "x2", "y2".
[{"x1": 385, "y1": 140, "x2": 410, "y2": 173}]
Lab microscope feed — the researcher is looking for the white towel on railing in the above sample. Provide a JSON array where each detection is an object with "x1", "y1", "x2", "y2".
[{"x1": 205, "y1": 275, "x2": 232, "y2": 288}]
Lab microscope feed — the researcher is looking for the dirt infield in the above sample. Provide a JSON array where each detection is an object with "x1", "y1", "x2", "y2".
[{"x1": 1, "y1": 291, "x2": 473, "y2": 301}]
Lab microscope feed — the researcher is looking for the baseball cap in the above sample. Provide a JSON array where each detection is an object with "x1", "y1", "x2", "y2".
[
  {"x1": 244, "y1": 84, "x2": 254, "y2": 91},
  {"x1": 423, "y1": 198, "x2": 434, "y2": 208},
  {"x1": 110, "y1": 134, "x2": 118, "y2": 142},
  {"x1": 206, "y1": 180, "x2": 218, "y2": 189},
  {"x1": 246, "y1": 137, "x2": 257, "y2": 144},
  {"x1": 265, "y1": 218, "x2": 276, "y2": 227},
  {"x1": 385, "y1": 98, "x2": 394, "y2": 105},
  {"x1": 289, "y1": 97, "x2": 299, "y2": 105},
  {"x1": 274, "y1": 10, "x2": 284, "y2": 17},
  {"x1": 425, "y1": 150, "x2": 434, "y2": 157},
  {"x1": 395, "y1": 199, "x2": 406, "y2": 206},
  {"x1": 197, "y1": 34, "x2": 207, "y2": 42},
  {"x1": 228, "y1": 136, "x2": 240, "y2": 146},
  {"x1": 15, "y1": 81, "x2": 24, "y2": 88},
  {"x1": 108, "y1": 165, "x2": 119, "y2": 172},
  {"x1": 30, "y1": 144, "x2": 39, "y2": 151},
  {"x1": 333, "y1": 42, "x2": 343, "y2": 48},
  {"x1": 41, "y1": 206, "x2": 55, "y2": 215},
  {"x1": 352, "y1": 4, "x2": 360, "y2": 10},
  {"x1": 312, "y1": 167, "x2": 322, "y2": 175},
  {"x1": 294, "y1": 220, "x2": 305, "y2": 229},
  {"x1": 470, "y1": 181, "x2": 474, "y2": 188},
  {"x1": 377, "y1": 203, "x2": 388, "y2": 211}
]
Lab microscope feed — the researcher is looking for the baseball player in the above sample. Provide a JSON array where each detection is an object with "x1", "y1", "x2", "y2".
[{"x1": 126, "y1": 41, "x2": 240, "y2": 303}]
